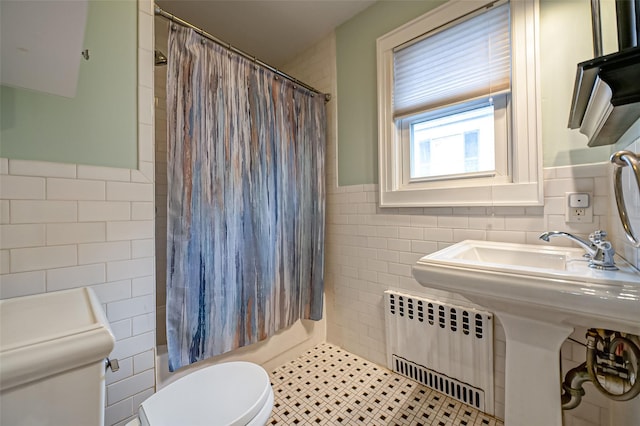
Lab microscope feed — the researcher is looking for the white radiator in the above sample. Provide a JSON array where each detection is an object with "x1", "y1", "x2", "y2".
[{"x1": 384, "y1": 290, "x2": 495, "y2": 414}]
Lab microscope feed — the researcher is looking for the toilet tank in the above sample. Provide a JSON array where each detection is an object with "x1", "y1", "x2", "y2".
[{"x1": 0, "y1": 287, "x2": 115, "y2": 426}]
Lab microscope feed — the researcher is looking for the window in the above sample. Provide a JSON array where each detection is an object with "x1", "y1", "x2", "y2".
[
  {"x1": 377, "y1": 0, "x2": 542, "y2": 207},
  {"x1": 404, "y1": 97, "x2": 506, "y2": 182}
]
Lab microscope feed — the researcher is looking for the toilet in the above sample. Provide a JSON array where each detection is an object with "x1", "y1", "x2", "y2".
[{"x1": 126, "y1": 361, "x2": 274, "y2": 426}]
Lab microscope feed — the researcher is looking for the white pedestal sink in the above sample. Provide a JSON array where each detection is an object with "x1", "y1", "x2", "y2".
[{"x1": 412, "y1": 240, "x2": 640, "y2": 426}]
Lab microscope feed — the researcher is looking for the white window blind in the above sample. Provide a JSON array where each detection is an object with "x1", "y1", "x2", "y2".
[{"x1": 393, "y1": 2, "x2": 511, "y2": 118}]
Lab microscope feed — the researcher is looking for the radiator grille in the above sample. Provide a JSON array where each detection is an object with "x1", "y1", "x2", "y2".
[
  {"x1": 392, "y1": 355, "x2": 485, "y2": 410},
  {"x1": 385, "y1": 290, "x2": 494, "y2": 414}
]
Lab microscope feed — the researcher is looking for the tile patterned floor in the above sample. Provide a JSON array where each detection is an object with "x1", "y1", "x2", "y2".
[{"x1": 267, "y1": 343, "x2": 504, "y2": 426}]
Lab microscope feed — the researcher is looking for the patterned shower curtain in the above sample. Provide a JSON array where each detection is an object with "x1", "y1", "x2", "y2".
[{"x1": 166, "y1": 25, "x2": 326, "y2": 372}]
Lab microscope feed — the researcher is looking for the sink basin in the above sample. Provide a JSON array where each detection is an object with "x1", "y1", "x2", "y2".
[
  {"x1": 414, "y1": 240, "x2": 640, "y2": 334},
  {"x1": 448, "y1": 243, "x2": 568, "y2": 270},
  {"x1": 412, "y1": 240, "x2": 640, "y2": 426}
]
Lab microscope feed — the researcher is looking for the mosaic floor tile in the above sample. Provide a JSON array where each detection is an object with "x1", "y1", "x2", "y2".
[{"x1": 268, "y1": 343, "x2": 503, "y2": 425}]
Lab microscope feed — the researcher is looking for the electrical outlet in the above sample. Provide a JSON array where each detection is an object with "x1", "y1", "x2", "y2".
[
  {"x1": 565, "y1": 193, "x2": 593, "y2": 223},
  {"x1": 571, "y1": 207, "x2": 586, "y2": 217}
]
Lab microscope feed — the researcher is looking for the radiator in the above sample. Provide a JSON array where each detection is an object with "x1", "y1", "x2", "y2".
[{"x1": 384, "y1": 290, "x2": 495, "y2": 414}]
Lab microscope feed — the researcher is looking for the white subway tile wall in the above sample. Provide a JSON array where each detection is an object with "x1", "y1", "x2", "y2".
[
  {"x1": 9, "y1": 159, "x2": 77, "y2": 178},
  {"x1": 47, "y1": 178, "x2": 106, "y2": 200},
  {"x1": 154, "y1": 16, "x2": 169, "y2": 347},
  {"x1": 0, "y1": 2, "x2": 156, "y2": 426},
  {"x1": 77, "y1": 164, "x2": 133, "y2": 182}
]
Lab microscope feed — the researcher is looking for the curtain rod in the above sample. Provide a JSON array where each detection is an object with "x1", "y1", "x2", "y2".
[{"x1": 154, "y1": 5, "x2": 331, "y2": 102}]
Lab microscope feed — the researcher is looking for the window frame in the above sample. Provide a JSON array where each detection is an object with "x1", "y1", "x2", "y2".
[
  {"x1": 399, "y1": 94, "x2": 510, "y2": 186},
  {"x1": 376, "y1": 0, "x2": 543, "y2": 207}
]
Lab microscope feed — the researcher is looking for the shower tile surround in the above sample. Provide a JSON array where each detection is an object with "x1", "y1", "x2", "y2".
[
  {"x1": 0, "y1": 1, "x2": 156, "y2": 425},
  {"x1": 154, "y1": 19, "x2": 169, "y2": 347},
  {"x1": 268, "y1": 343, "x2": 503, "y2": 425}
]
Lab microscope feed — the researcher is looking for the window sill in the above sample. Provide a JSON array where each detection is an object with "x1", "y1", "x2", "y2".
[{"x1": 379, "y1": 182, "x2": 543, "y2": 208}]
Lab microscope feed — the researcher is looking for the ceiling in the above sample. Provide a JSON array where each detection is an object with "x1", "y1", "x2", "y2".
[{"x1": 155, "y1": 0, "x2": 375, "y2": 67}]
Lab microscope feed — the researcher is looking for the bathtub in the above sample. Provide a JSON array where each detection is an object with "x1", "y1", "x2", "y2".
[
  {"x1": 155, "y1": 345, "x2": 234, "y2": 389},
  {"x1": 155, "y1": 319, "x2": 326, "y2": 389}
]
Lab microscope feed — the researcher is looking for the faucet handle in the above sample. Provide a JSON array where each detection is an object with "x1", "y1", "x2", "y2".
[
  {"x1": 589, "y1": 230, "x2": 608, "y2": 243},
  {"x1": 587, "y1": 230, "x2": 617, "y2": 270}
]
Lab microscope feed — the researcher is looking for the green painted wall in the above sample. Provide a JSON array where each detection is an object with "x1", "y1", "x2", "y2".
[
  {"x1": 336, "y1": 0, "x2": 633, "y2": 185},
  {"x1": 539, "y1": 0, "x2": 626, "y2": 166},
  {"x1": 0, "y1": 1, "x2": 137, "y2": 169},
  {"x1": 336, "y1": 1, "x2": 445, "y2": 186}
]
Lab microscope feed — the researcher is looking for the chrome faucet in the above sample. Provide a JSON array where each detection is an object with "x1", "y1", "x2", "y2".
[{"x1": 539, "y1": 230, "x2": 617, "y2": 270}]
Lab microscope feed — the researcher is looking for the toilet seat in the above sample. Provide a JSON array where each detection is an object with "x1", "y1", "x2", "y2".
[{"x1": 138, "y1": 361, "x2": 273, "y2": 426}]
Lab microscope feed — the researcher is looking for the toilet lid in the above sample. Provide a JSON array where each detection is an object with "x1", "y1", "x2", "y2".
[{"x1": 139, "y1": 361, "x2": 272, "y2": 426}]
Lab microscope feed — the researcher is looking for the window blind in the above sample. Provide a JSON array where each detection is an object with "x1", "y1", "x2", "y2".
[{"x1": 393, "y1": 2, "x2": 511, "y2": 118}]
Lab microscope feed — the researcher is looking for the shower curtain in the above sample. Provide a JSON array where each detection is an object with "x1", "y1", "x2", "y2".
[{"x1": 166, "y1": 25, "x2": 326, "y2": 371}]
